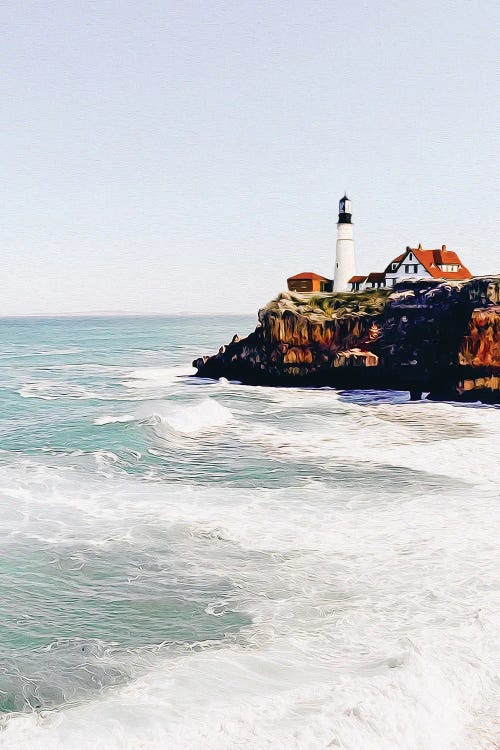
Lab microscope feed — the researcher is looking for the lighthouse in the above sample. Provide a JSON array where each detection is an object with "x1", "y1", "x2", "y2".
[{"x1": 333, "y1": 194, "x2": 356, "y2": 292}]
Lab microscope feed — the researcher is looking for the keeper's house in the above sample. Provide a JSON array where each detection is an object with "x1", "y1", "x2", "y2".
[{"x1": 349, "y1": 245, "x2": 472, "y2": 291}]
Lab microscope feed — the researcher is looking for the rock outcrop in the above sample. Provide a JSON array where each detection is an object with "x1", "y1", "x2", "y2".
[{"x1": 193, "y1": 277, "x2": 500, "y2": 403}]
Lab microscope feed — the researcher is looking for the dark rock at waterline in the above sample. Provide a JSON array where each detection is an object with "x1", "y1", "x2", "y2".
[{"x1": 193, "y1": 277, "x2": 500, "y2": 404}]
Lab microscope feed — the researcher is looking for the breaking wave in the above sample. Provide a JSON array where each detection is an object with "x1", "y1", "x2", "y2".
[
  {"x1": 93, "y1": 414, "x2": 136, "y2": 425},
  {"x1": 146, "y1": 398, "x2": 234, "y2": 436},
  {"x1": 93, "y1": 397, "x2": 234, "y2": 437}
]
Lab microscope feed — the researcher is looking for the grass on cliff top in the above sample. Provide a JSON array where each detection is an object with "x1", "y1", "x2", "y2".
[{"x1": 266, "y1": 288, "x2": 391, "y2": 319}]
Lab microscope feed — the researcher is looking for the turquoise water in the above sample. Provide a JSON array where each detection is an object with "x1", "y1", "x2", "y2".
[
  {"x1": 0, "y1": 316, "x2": 498, "y2": 749},
  {"x1": 0, "y1": 316, "x2": 254, "y2": 713}
]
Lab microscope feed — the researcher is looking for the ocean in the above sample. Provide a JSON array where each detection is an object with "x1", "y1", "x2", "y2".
[{"x1": 0, "y1": 315, "x2": 498, "y2": 749}]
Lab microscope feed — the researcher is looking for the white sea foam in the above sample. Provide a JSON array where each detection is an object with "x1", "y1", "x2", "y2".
[
  {"x1": 0, "y1": 424, "x2": 498, "y2": 750},
  {"x1": 5, "y1": 348, "x2": 83, "y2": 358},
  {"x1": 150, "y1": 398, "x2": 233, "y2": 435},
  {"x1": 18, "y1": 381, "x2": 95, "y2": 400},
  {"x1": 93, "y1": 398, "x2": 234, "y2": 436},
  {"x1": 124, "y1": 366, "x2": 195, "y2": 389},
  {"x1": 17, "y1": 380, "x2": 156, "y2": 402},
  {"x1": 138, "y1": 397, "x2": 234, "y2": 436},
  {"x1": 233, "y1": 395, "x2": 499, "y2": 487},
  {"x1": 93, "y1": 414, "x2": 136, "y2": 425},
  {"x1": 15, "y1": 365, "x2": 194, "y2": 402}
]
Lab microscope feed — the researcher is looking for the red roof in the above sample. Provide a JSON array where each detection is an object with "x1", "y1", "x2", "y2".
[
  {"x1": 287, "y1": 272, "x2": 331, "y2": 281},
  {"x1": 384, "y1": 254, "x2": 404, "y2": 273},
  {"x1": 414, "y1": 247, "x2": 472, "y2": 280},
  {"x1": 349, "y1": 275, "x2": 367, "y2": 283},
  {"x1": 366, "y1": 272, "x2": 386, "y2": 283},
  {"x1": 390, "y1": 245, "x2": 472, "y2": 280}
]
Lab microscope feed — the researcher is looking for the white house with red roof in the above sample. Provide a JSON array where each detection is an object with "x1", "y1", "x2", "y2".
[{"x1": 349, "y1": 244, "x2": 472, "y2": 291}]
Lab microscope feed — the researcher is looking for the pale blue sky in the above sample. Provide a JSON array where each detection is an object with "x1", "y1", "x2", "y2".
[{"x1": 1, "y1": 0, "x2": 498, "y2": 315}]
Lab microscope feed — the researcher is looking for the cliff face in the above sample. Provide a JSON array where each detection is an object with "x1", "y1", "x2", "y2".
[
  {"x1": 456, "y1": 306, "x2": 500, "y2": 401},
  {"x1": 259, "y1": 290, "x2": 387, "y2": 377},
  {"x1": 459, "y1": 307, "x2": 500, "y2": 368},
  {"x1": 193, "y1": 276, "x2": 500, "y2": 403}
]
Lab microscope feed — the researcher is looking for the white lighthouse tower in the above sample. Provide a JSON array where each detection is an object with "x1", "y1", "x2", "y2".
[{"x1": 333, "y1": 194, "x2": 356, "y2": 292}]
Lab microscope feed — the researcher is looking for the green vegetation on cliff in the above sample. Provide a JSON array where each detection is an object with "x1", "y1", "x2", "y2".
[{"x1": 262, "y1": 289, "x2": 391, "y2": 321}]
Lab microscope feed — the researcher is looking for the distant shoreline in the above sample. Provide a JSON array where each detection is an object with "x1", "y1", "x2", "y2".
[{"x1": 0, "y1": 312, "x2": 257, "y2": 320}]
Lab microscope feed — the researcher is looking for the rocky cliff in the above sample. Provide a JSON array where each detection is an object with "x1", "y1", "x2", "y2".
[{"x1": 193, "y1": 276, "x2": 500, "y2": 403}]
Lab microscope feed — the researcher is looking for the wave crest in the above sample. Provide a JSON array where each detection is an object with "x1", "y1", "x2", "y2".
[{"x1": 147, "y1": 398, "x2": 233, "y2": 436}]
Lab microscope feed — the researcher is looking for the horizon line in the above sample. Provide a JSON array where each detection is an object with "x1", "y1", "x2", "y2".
[{"x1": 0, "y1": 310, "x2": 258, "y2": 320}]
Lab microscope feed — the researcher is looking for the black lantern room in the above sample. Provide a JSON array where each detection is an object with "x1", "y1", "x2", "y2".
[{"x1": 338, "y1": 195, "x2": 352, "y2": 224}]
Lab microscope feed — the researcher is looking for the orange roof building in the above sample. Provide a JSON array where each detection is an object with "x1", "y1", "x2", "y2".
[{"x1": 287, "y1": 272, "x2": 332, "y2": 293}]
